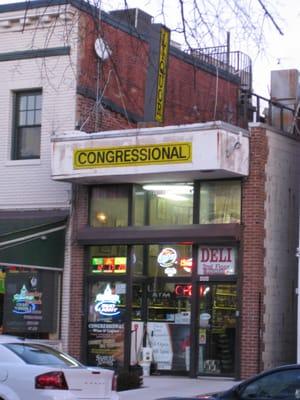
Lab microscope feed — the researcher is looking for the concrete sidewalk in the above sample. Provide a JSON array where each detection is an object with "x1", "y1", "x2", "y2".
[{"x1": 118, "y1": 375, "x2": 239, "y2": 400}]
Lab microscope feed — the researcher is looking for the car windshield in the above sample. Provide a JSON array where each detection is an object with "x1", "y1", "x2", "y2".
[{"x1": 4, "y1": 343, "x2": 82, "y2": 367}]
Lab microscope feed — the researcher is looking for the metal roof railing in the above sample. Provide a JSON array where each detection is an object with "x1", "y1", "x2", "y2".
[{"x1": 189, "y1": 46, "x2": 252, "y2": 91}]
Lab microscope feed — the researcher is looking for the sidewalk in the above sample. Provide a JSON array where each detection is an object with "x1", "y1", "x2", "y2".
[{"x1": 119, "y1": 375, "x2": 239, "y2": 400}]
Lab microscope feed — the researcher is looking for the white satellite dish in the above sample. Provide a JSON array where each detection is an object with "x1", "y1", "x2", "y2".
[{"x1": 94, "y1": 38, "x2": 111, "y2": 60}]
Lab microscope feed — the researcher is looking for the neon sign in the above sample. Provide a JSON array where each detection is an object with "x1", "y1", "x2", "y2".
[
  {"x1": 12, "y1": 284, "x2": 40, "y2": 314},
  {"x1": 175, "y1": 285, "x2": 210, "y2": 297},
  {"x1": 91, "y1": 257, "x2": 126, "y2": 274},
  {"x1": 94, "y1": 284, "x2": 120, "y2": 317},
  {"x1": 157, "y1": 248, "x2": 178, "y2": 276},
  {"x1": 175, "y1": 284, "x2": 192, "y2": 297},
  {"x1": 179, "y1": 258, "x2": 193, "y2": 273}
]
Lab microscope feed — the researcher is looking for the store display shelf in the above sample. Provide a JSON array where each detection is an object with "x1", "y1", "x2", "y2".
[
  {"x1": 215, "y1": 291, "x2": 237, "y2": 296},
  {"x1": 214, "y1": 306, "x2": 236, "y2": 311}
]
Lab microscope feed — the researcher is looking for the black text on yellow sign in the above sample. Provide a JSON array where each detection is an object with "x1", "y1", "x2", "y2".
[
  {"x1": 73, "y1": 142, "x2": 192, "y2": 169},
  {"x1": 155, "y1": 27, "x2": 170, "y2": 123}
]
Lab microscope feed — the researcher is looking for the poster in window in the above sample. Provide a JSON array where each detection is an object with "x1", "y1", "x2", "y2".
[
  {"x1": 87, "y1": 322, "x2": 125, "y2": 368},
  {"x1": 3, "y1": 271, "x2": 57, "y2": 333},
  {"x1": 147, "y1": 322, "x2": 190, "y2": 371}
]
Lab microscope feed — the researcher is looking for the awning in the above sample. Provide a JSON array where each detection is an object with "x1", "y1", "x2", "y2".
[{"x1": 0, "y1": 209, "x2": 68, "y2": 270}]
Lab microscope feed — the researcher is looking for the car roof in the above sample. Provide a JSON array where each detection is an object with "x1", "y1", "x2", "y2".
[{"x1": 0, "y1": 334, "x2": 23, "y2": 343}]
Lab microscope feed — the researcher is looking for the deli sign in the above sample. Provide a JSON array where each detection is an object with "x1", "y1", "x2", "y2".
[{"x1": 198, "y1": 247, "x2": 237, "y2": 275}]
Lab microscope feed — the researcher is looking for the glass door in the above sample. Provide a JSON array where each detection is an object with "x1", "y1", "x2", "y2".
[
  {"x1": 146, "y1": 281, "x2": 192, "y2": 373},
  {"x1": 198, "y1": 283, "x2": 237, "y2": 375}
]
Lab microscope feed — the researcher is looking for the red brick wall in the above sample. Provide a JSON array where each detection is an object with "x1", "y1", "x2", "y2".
[
  {"x1": 68, "y1": 184, "x2": 89, "y2": 359},
  {"x1": 76, "y1": 12, "x2": 240, "y2": 133},
  {"x1": 240, "y1": 126, "x2": 268, "y2": 378},
  {"x1": 76, "y1": 13, "x2": 148, "y2": 132},
  {"x1": 77, "y1": 94, "x2": 135, "y2": 132},
  {"x1": 165, "y1": 57, "x2": 239, "y2": 126}
]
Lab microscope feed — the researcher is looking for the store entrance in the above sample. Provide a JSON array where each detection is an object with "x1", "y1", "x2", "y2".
[
  {"x1": 132, "y1": 280, "x2": 192, "y2": 373},
  {"x1": 198, "y1": 283, "x2": 237, "y2": 376}
]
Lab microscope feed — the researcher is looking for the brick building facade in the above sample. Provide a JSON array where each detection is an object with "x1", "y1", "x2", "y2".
[{"x1": 0, "y1": 0, "x2": 299, "y2": 381}]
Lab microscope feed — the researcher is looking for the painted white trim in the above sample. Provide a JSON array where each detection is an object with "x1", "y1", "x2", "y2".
[
  {"x1": 0, "y1": 261, "x2": 62, "y2": 272},
  {"x1": 0, "y1": 225, "x2": 66, "y2": 247}
]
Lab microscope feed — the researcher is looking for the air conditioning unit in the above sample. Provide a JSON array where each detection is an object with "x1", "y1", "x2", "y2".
[{"x1": 270, "y1": 69, "x2": 300, "y2": 132}]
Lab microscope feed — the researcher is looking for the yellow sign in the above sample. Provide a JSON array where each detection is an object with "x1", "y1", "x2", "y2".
[
  {"x1": 73, "y1": 142, "x2": 192, "y2": 169},
  {"x1": 155, "y1": 27, "x2": 170, "y2": 123}
]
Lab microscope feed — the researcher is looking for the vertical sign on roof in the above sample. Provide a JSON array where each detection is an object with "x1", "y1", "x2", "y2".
[{"x1": 155, "y1": 27, "x2": 170, "y2": 123}]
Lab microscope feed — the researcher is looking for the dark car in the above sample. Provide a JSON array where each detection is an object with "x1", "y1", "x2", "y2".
[{"x1": 157, "y1": 364, "x2": 300, "y2": 400}]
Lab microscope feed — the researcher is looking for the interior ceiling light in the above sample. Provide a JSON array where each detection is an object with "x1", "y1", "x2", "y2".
[
  {"x1": 142, "y1": 184, "x2": 193, "y2": 194},
  {"x1": 157, "y1": 193, "x2": 189, "y2": 201},
  {"x1": 96, "y1": 212, "x2": 107, "y2": 222}
]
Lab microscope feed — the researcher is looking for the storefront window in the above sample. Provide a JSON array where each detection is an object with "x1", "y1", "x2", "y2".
[
  {"x1": 90, "y1": 185, "x2": 129, "y2": 227},
  {"x1": 199, "y1": 181, "x2": 241, "y2": 224},
  {"x1": 89, "y1": 245, "x2": 127, "y2": 274},
  {"x1": 198, "y1": 283, "x2": 236, "y2": 375},
  {"x1": 133, "y1": 186, "x2": 146, "y2": 226},
  {"x1": 132, "y1": 284, "x2": 142, "y2": 320},
  {"x1": 147, "y1": 281, "x2": 191, "y2": 371},
  {"x1": 142, "y1": 183, "x2": 193, "y2": 225},
  {"x1": 87, "y1": 281, "x2": 126, "y2": 368},
  {"x1": 147, "y1": 281, "x2": 191, "y2": 322},
  {"x1": 132, "y1": 245, "x2": 144, "y2": 275},
  {"x1": 148, "y1": 244, "x2": 192, "y2": 277}
]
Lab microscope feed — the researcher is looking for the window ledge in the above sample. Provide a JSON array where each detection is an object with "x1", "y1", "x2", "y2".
[{"x1": 5, "y1": 159, "x2": 41, "y2": 166}]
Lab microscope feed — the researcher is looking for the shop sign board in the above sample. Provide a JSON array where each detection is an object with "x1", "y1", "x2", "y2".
[
  {"x1": 198, "y1": 246, "x2": 237, "y2": 275},
  {"x1": 87, "y1": 322, "x2": 124, "y2": 368},
  {"x1": 3, "y1": 271, "x2": 57, "y2": 333},
  {"x1": 73, "y1": 142, "x2": 192, "y2": 169},
  {"x1": 155, "y1": 26, "x2": 170, "y2": 122}
]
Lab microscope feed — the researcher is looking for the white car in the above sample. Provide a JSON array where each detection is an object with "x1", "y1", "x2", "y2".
[{"x1": 0, "y1": 334, "x2": 119, "y2": 400}]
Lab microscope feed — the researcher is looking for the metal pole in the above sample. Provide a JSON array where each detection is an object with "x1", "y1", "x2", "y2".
[{"x1": 226, "y1": 32, "x2": 230, "y2": 72}]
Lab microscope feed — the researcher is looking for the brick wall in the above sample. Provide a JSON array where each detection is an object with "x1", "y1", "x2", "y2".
[
  {"x1": 241, "y1": 125, "x2": 300, "y2": 378},
  {"x1": 67, "y1": 184, "x2": 89, "y2": 359},
  {"x1": 76, "y1": 13, "x2": 147, "y2": 132},
  {"x1": 165, "y1": 56, "x2": 239, "y2": 126},
  {"x1": 240, "y1": 126, "x2": 268, "y2": 378},
  {"x1": 75, "y1": 12, "x2": 240, "y2": 133}
]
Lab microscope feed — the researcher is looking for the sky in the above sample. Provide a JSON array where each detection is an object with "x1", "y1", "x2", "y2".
[{"x1": 2, "y1": 0, "x2": 300, "y2": 97}]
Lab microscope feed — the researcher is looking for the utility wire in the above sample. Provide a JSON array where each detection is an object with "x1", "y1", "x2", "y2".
[{"x1": 257, "y1": 0, "x2": 284, "y2": 36}]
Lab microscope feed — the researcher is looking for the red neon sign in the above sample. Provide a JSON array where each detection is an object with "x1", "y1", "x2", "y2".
[{"x1": 175, "y1": 284, "x2": 210, "y2": 297}]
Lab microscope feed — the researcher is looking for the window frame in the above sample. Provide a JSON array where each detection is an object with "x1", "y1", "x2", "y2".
[{"x1": 12, "y1": 89, "x2": 42, "y2": 160}]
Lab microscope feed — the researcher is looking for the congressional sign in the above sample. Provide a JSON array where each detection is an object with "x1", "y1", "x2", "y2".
[
  {"x1": 155, "y1": 27, "x2": 170, "y2": 123},
  {"x1": 73, "y1": 142, "x2": 192, "y2": 169}
]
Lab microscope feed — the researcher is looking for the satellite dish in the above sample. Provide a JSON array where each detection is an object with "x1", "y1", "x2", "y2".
[{"x1": 94, "y1": 38, "x2": 111, "y2": 60}]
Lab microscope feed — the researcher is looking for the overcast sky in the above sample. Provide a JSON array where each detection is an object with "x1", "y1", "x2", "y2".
[{"x1": 2, "y1": 0, "x2": 300, "y2": 97}]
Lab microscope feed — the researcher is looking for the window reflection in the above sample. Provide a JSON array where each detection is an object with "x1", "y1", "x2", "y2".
[
  {"x1": 200, "y1": 181, "x2": 241, "y2": 224},
  {"x1": 90, "y1": 185, "x2": 129, "y2": 227},
  {"x1": 143, "y1": 183, "x2": 193, "y2": 225}
]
